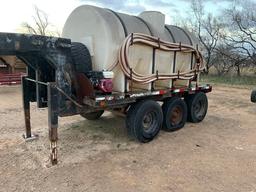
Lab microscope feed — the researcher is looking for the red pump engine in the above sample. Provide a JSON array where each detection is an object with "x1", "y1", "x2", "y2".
[{"x1": 85, "y1": 71, "x2": 114, "y2": 94}]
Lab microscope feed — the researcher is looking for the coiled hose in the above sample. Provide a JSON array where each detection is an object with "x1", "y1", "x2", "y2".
[{"x1": 109, "y1": 33, "x2": 205, "y2": 84}]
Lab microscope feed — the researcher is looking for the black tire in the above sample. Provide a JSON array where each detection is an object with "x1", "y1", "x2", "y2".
[
  {"x1": 251, "y1": 90, "x2": 256, "y2": 103},
  {"x1": 126, "y1": 100, "x2": 163, "y2": 143},
  {"x1": 162, "y1": 97, "x2": 187, "y2": 132},
  {"x1": 80, "y1": 110, "x2": 104, "y2": 120},
  {"x1": 71, "y1": 42, "x2": 92, "y2": 73},
  {"x1": 185, "y1": 92, "x2": 208, "y2": 123}
]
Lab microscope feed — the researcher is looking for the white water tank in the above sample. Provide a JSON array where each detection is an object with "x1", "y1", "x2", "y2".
[{"x1": 62, "y1": 5, "x2": 200, "y2": 92}]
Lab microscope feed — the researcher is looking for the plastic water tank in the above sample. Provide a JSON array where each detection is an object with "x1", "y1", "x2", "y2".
[{"x1": 62, "y1": 5, "x2": 200, "y2": 92}]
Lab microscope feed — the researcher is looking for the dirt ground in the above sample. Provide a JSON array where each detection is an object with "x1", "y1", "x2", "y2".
[{"x1": 0, "y1": 85, "x2": 256, "y2": 192}]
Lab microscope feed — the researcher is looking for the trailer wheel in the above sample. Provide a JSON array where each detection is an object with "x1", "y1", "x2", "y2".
[
  {"x1": 185, "y1": 92, "x2": 208, "y2": 123},
  {"x1": 126, "y1": 100, "x2": 163, "y2": 143},
  {"x1": 71, "y1": 42, "x2": 92, "y2": 73},
  {"x1": 80, "y1": 110, "x2": 104, "y2": 120},
  {"x1": 251, "y1": 90, "x2": 256, "y2": 103},
  {"x1": 162, "y1": 97, "x2": 187, "y2": 132}
]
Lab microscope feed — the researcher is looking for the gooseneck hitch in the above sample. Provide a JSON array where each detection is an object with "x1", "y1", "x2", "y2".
[{"x1": 0, "y1": 32, "x2": 80, "y2": 165}]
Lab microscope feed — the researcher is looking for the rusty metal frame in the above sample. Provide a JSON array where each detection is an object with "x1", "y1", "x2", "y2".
[
  {"x1": 83, "y1": 84, "x2": 212, "y2": 108},
  {"x1": 0, "y1": 33, "x2": 79, "y2": 164},
  {"x1": 22, "y1": 76, "x2": 32, "y2": 139},
  {"x1": 47, "y1": 82, "x2": 59, "y2": 164}
]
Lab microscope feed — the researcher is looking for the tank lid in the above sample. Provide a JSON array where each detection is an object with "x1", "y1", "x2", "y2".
[{"x1": 139, "y1": 11, "x2": 165, "y2": 33}]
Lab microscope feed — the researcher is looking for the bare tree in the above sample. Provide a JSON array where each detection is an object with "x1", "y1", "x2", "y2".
[
  {"x1": 177, "y1": 0, "x2": 254, "y2": 77},
  {"x1": 21, "y1": 6, "x2": 60, "y2": 36},
  {"x1": 213, "y1": 44, "x2": 248, "y2": 76},
  {"x1": 190, "y1": 0, "x2": 222, "y2": 74},
  {"x1": 223, "y1": 0, "x2": 256, "y2": 65}
]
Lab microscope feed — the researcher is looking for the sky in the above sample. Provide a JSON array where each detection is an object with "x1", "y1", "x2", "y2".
[{"x1": 0, "y1": 0, "x2": 234, "y2": 34}]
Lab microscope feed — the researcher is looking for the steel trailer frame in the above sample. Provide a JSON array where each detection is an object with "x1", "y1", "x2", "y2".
[{"x1": 0, "y1": 32, "x2": 212, "y2": 165}]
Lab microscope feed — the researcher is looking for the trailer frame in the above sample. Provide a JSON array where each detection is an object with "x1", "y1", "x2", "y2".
[{"x1": 0, "y1": 32, "x2": 212, "y2": 165}]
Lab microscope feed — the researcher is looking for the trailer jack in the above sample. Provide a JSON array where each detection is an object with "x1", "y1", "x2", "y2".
[
  {"x1": 47, "y1": 83, "x2": 59, "y2": 164},
  {"x1": 22, "y1": 77, "x2": 59, "y2": 164}
]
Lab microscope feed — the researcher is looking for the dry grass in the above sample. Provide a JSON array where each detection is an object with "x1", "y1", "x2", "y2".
[{"x1": 201, "y1": 74, "x2": 256, "y2": 88}]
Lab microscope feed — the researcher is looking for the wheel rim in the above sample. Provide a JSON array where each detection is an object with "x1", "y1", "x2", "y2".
[
  {"x1": 142, "y1": 111, "x2": 157, "y2": 133},
  {"x1": 193, "y1": 98, "x2": 206, "y2": 119},
  {"x1": 170, "y1": 106, "x2": 183, "y2": 125}
]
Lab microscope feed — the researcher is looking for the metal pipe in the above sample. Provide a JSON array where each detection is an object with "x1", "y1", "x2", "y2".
[
  {"x1": 22, "y1": 77, "x2": 31, "y2": 138},
  {"x1": 47, "y1": 83, "x2": 59, "y2": 165},
  {"x1": 25, "y1": 78, "x2": 48, "y2": 86}
]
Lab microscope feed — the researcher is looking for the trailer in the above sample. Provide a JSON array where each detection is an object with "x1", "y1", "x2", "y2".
[
  {"x1": 0, "y1": 5, "x2": 216, "y2": 165},
  {"x1": 0, "y1": 32, "x2": 212, "y2": 164}
]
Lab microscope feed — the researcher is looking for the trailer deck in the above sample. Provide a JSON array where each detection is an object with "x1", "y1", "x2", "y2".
[{"x1": 85, "y1": 85, "x2": 212, "y2": 108}]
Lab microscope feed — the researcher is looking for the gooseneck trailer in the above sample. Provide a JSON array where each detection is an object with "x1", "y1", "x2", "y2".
[{"x1": 0, "y1": 5, "x2": 212, "y2": 164}]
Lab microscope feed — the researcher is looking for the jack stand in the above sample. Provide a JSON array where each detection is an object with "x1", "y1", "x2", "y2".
[
  {"x1": 23, "y1": 134, "x2": 39, "y2": 142},
  {"x1": 48, "y1": 82, "x2": 59, "y2": 165},
  {"x1": 22, "y1": 77, "x2": 38, "y2": 142}
]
